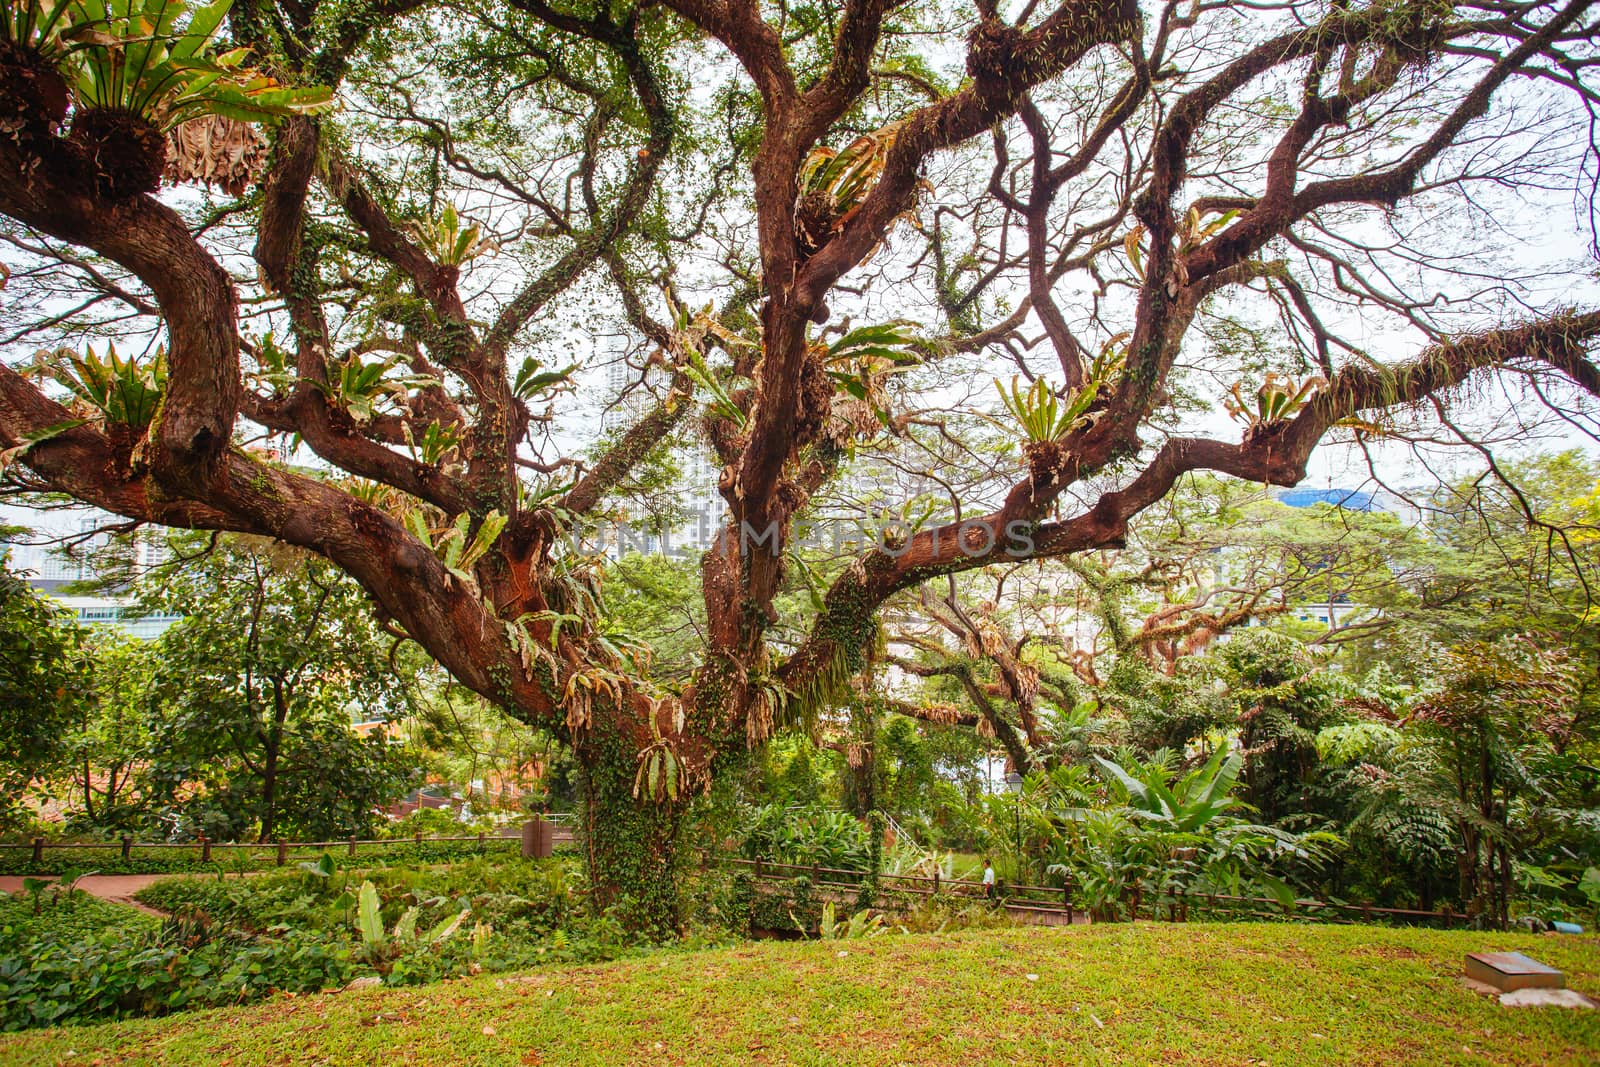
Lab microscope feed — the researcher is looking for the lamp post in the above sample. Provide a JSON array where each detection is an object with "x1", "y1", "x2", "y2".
[{"x1": 1004, "y1": 770, "x2": 1024, "y2": 885}]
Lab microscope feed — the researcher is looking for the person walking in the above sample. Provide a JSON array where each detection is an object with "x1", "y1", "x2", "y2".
[{"x1": 982, "y1": 858, "x2": 996, "y2": 902}]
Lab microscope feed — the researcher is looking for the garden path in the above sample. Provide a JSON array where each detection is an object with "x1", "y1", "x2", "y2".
[{"x1": 0, "y1": 874, "x2": 178, "y2": 916}]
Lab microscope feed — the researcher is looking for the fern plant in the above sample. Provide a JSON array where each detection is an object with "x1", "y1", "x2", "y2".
[
  {"x1": 681, "y1": 350, "x2": 746, "y2": 428},
  {"x1": 512, "y1": 355, "x2": 579, "y2": 401},
  {"x1": 403, "y1": 420, "x2": 461, "y2": 468},
  {"x1": 325, "y1": 354, "x2": 437, "y2": 425},
  {"x1": 409, "y1": 204, "x2": 497, "y2": 266},
  {"x1": 794, "y1": 123, "x2": 925, "y2": 256},
  {"x1": 0, "y1": 0, "x2": 77, "y2": 131},
  {"x1": 817, "y1": 320, "x2": 921, "y2": 429},
  {"x1": 1225, "y1": 372, "x2": 1326, "y2": 439},
  {"x1": 795, "y1": 127, "x2": 894, "y2": 254},
  {"x1": 402, "y1": 509, "x2": 507, "y2": 589},
  {"x1": 995, "y1": 376, "x2": 1096, "y2": 443},
  {"x1": 816, "y1": 900, "x2": 888, "y2": 940},
  {"x1": 66, "y1": 0, "x2": 334, "y2": 195},
  {"x1": 29, "y1": 341, "x2": 167, "y2": 428},
  {"x1": 632, "y1": 696, "x2": 691, "y2": 803}
]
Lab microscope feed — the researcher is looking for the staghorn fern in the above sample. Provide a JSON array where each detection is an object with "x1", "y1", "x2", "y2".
[
  {"x1": 409, "y1": 203, "x2": 497, "y2": 267},
  {"x1": 1224, "y1": 372, "x2": 1326, "y2": 437},
  {"x1": 68, "y1": 0, "x2": 334, "y2": 130},
  {"x1": 28, "y1": 341, "x2": 167, "y2": 427}
]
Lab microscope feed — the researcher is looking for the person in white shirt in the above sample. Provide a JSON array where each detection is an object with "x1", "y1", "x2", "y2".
[{"x1": 982, "y1": 858, "x2": 996, "y2": 901}]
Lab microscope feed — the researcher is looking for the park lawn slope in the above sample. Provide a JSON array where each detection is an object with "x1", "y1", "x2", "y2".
[{"x1": 2, "y1": 922, "x2": 1597, "y2": 1066}]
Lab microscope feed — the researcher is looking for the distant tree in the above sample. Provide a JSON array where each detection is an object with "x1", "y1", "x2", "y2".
[
  {"x1": 68, "y1": 630, "x2": 157, "y2": 832},
  {"x1": 0, "y1": 559, "x2": 80, "y2": 824},
  {"x1": 1408, "y1": 637, "x2": 1581, "y2": 925},
  {"x1": 1213, "y1": 630, "x2": 1338, "y2": 826},
  {"x1": 137, "y1": 537, "x2": 425, "y2": 842}
]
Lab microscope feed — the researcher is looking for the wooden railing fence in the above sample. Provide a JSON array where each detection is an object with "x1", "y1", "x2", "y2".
[
  {"x1": 712, "y1": 854, "x2": 1480, "y2": 929},
  {"x1": 3, "y1": 815, "x2": 577, "y2": 867}
]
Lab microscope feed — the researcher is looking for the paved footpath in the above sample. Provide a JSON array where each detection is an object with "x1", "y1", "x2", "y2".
[{"x1": 0, "y1": 874, "x2": 176, "y2": 916}]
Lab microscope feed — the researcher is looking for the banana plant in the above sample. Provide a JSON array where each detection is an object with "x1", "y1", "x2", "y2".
[
  {"x1": 409, "y1": 204, "x2": 496, "y2": 267},
  {"x1": 67, "y1": 0, "x2": 334, "y2": 130},
  {"x1": 29, "y1": 342, "x2": 167, "y2": 428},
  {"x1": 1093, "y1": 747, "x2": 1242, "y2": 834}
]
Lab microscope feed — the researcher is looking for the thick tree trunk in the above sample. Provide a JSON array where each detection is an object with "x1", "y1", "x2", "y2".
[{"x1": 575, "y1": 728, "x2": 686, "y2": 936}]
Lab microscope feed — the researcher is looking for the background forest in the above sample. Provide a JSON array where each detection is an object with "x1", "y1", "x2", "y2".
[{"x1": 5, "y1": 448, "x2": 1597, "y2": 929}]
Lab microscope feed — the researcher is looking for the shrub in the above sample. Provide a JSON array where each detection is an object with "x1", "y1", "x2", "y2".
[{"x1": 738, "y1": 804, "x2": 871, "y2": 870}]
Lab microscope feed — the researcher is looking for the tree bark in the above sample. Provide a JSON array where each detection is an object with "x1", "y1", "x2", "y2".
[{"x1": 575, "y1": 722, "x2": 686, "y2": 935}]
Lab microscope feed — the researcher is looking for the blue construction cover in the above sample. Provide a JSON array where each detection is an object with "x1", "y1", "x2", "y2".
[{"x1": 1277, "y1": 487, "x2": 1378, "y2": 511}]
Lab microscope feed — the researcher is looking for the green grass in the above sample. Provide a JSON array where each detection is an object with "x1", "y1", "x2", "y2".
[{"x1": 2, "y1": 922, "x2": 1595, "y2": 1065}]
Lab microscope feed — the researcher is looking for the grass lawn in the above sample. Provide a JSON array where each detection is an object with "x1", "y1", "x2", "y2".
[{"x1": 3, "y1": 922, "x2": 1596, "y2": 1065}]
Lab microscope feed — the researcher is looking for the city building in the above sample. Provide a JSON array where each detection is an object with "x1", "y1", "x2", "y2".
[{"x1": 0, "y1": 504, "x2": 179, "y2": 638}]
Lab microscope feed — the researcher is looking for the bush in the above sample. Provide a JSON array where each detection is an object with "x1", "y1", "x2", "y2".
[
  {"x1": 0, "y1": 923, "x2": 364, "y2": 1031},
  {"x1": 681, "y1": 868, "x2": 753, "y2": 937},
  {"x1": 0, "y1": 854, "x2": 648, "y2": 1032},
  {"x1": 738, "y1": 804, "x2": 871, "y2": 871},
  {"x1": 379, "y1": 806, "x2": 485, "y2": 839}
]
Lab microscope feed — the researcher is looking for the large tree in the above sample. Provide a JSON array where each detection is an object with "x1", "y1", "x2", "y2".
[{"x1": 2, "y1": 0, "x2": 1599, "y2": 928}]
